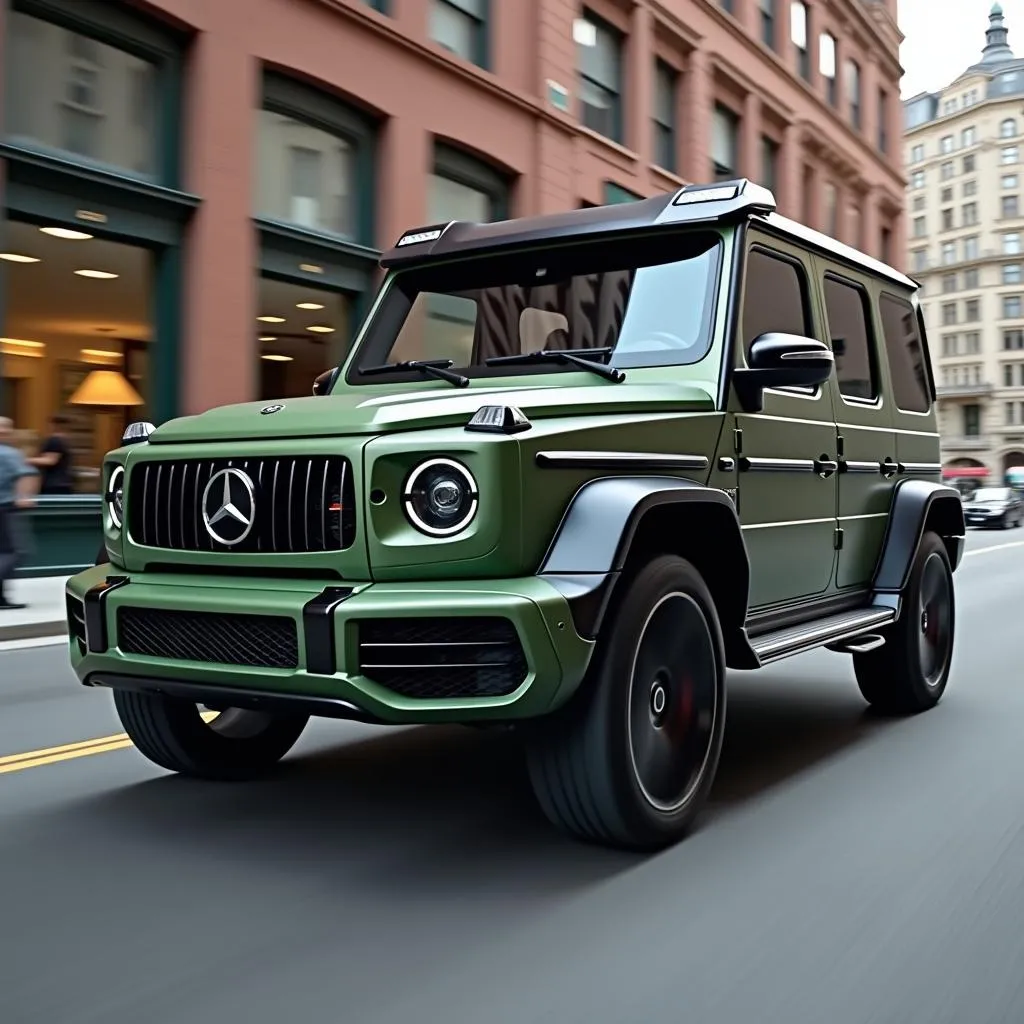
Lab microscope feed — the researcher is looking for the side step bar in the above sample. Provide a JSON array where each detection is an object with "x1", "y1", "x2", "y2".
[{"x1": 750, "y1": 606, "x2": 896, "y2": 665}]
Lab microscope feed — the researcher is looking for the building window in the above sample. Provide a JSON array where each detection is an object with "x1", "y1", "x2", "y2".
[
  {"x1": 878, "y1": 89, "x2": 888, "y2": 152},
  {"x1": 942, "y1": 273, "x2": 957, "y2": 293},
  {"x1": 964, "y1": 405, "x2": 981, "y2": 435},
  {"x1": 791, "y1": 2, "x2": 809, "y2": 80},
  {"x1": 912, "y1": 249, "x2": 927, "y2": 272},
  {"x1": 256, "y1": 78, "x2": 376, "y2": 243},
  {"x1": 1004, "y1": 174, "x2": 1019, "y2": 189},
  {"x1": 1005, "y1": 364, "x2": 1014, "y2": 387},
  {"x1": 965, "y1": 268, "x2": 979, "y2": 288},
  {"x1": 964, "y1": 236, "x2": 979, "y2": 260},
  {"x1": 965, "y1": 298, "x2": 981, "y2": 321},
  {"x1": 1002, "y1": 117, "x2": 1018, "y2": 138},
  {"x1": 761, "y1": 135, "x2": 779, "y2": 193},
  {"x1": 963, "y1": 180, "x2": 977, "y2": 197},
  {"x1": 879, "y1": 292, "x2": 930, "y2": 413},
  {"x1": 1005, "y1": 233, "x2": 1022, "y2": 255},
  {"x1": 963, "y1": 154, "x2": 976, "y2": 173},
  {"x1": 577, "y1": 12, "x2": 623, "y2": 143},
  {"x1": 942, "y1": 302, "x2": 957, "y2": 326},
  {"x1": 911, "y1": 170, "x2": 925, "y2": 189},
  {"x1": 913, "y1": 215, "x2": 927, "y2": 238},
  {"x1": 913, "y1": 196, "x2": 926, "y2": 212},
  {"x1": 940, "y1": 135, "x2": 955, "y2": 154},
  {"x1": 941, "y1": 187, "x2": 953, "y2": 203},
  {"x1": 430, "y1": 0, "x2": 488, "y2": 67},
  {"x1": 1007, "y1": 402, "x2": 1017, "y2": 425},
  {"x1": 1003, "y1": 146, "x2": 1019, "y2": 165},
  {"x1": 941, "y1": 162, "x2": 954, "y2": 180},
  {"x1": 942, "y1": 335, "x2": 958, "y2": 357},
  {"x1": 911, "y1": 143, "x2": 924, "y2": 163},
  {"x1": 5, "y1": 8, "x2": 166, "y2": 181},
  {"x1": 1005, "y1": 330, "x2": 1024, "y2": 350},
  {"x1": 966, "y1": 331, "x2": 980, "y2": 353},
  {"x1": 845, "y1": 59, "x2": 861, "y2": 129},
  {"x1": 941, "y1": 241, "x2": 956, "y2": 265},
  {"x1": 760, "y1": 0, "x2": 776, "y2": 50},
  {"x1": 429, "y1": 142, "x2": 510, "y2": 224},
  {"x1": 1005, "y1": 264, "x2": 1023, "y2": 285},
  {"x1": 819, "y1": 32, "x2": 836, "y2": 105},
  {"x1": 940, "y1": 209, "x2": 953, "y2": 231},
  {"x1": 963, "y1": 203, "x2": 978, "y2": 226},
  {"x1": 712, "y1": 104, "x2": 739, "y2": 181},
  {"x1": 943, "y1": 99, "x2": 957, "y2": 115},
  {"x1": 1004, "y1": 296, "x2": 1022, "y2": 319},
  {"x1": 962, "y1": 126, "x2": 976, "y2": 147},
  {"x1": 653, "y1": 60, "x2": 677, "y2": 171},
  {"x1": 1004, "y1": 195, "x2": 1020, "y2": 218}
]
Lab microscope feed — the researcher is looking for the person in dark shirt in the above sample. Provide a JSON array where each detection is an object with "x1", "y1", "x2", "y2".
[{"x1": 28, "y1": 414, "x2": 74, "y2": 495}]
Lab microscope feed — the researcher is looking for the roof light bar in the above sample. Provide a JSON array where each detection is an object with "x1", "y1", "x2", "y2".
[
  {"x1": 672, "y1": 184, "x2": 740, "y2": 206},
  {"x1": 397, "y1": 228, "x2": 443, "y2": 247}
]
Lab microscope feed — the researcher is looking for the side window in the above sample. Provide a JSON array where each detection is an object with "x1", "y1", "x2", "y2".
[
  {"x1": 822, "y1": 275, "x2": 878, "y2": 402},
  {"x1": 741, "y1": 248, "x2": 811, "y2": 358},
  {"x1": 879, "y1": 292, "x2": 932, "y2": 413}
]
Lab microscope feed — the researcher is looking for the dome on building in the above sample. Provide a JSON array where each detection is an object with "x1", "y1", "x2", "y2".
[{"x1": 964, "y1": 1, "x2": 1016, "y2": 72}]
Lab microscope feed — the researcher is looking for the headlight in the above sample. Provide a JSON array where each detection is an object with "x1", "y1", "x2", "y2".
[
  {"x1": 402, "y1": 458, "x2": 478, "y2": 536},
  {"x1": 106, "y1": 465, "x2": 125, "y2": 529}
]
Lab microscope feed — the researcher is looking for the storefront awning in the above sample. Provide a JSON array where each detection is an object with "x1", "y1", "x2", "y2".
[{"x1": 942, "y1": 466, "x2": 989, "y2": 479}]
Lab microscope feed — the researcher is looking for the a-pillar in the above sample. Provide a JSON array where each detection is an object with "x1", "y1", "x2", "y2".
[{"x1": 180, "y1": 17, "x2": 258, "y2": 414}]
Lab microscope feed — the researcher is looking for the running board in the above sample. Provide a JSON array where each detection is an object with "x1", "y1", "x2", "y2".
[
  {"x1": 825, "y1": 633, "x2": 887, "y2": 655},
  {"x1": 750, "y1": 607, "x2": 896, "y2": 665}
]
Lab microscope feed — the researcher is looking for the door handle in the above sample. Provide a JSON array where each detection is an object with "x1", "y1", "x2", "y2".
[
  {"x1": 881, "y1": 458, "x2": 898, "y2": 479},
  {"x1": 815, "y1": 456, "x2": 839, "y2": 478}
]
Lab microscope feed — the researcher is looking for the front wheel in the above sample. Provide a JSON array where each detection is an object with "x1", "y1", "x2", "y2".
[
  {"x1": 113, "y1": 689, "x2": 308, "y2": 780},
  {"x1": 853, "y1": 530, "x2": 955, "y2": 714},
  {"x1": 526, "y1": 555, "x2": 726, "y2": 851}
]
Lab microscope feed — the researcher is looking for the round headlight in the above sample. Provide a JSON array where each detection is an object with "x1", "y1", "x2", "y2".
[
  {"x1": 402, "y1": 458, "x2": 479, "y2": 537},
  {"x1": 106, "y1": 465, "x2": 125, "y2": 529}
]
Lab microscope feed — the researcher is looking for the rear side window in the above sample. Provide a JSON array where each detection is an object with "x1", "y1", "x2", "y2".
[
  {"x1": 879, "y1": 292, "x2": 931, "y2": 413},
  {"x1": 822, "y1": 275, "x2": 878, "y2": 402},
  {"x1": 741, "y1": 248, "x2": 811, "y2": 357}
]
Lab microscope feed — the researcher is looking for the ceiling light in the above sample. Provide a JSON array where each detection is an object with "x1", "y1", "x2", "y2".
[
  {"x1": 81, "y1": 348, "x2": 122, "y2": 365},
  {"x1": 258, "y1": 315, "x2": 286, "y2": 323},
  {"x1": 75, "y1": 269, "x2": 119, "y2": 279},
  {"x1": 40, "y1": 227, "x2": 93, "y2": 240},
  {"x1": 306, "y1": 324, "x2": 335, "y2": 333},
  {"x1": 296, "y1": 301, "x2": 325, "y2": 310},
  {"x1": 261, "y1": 353, "x2": 293, "y2": 362},
  {"x1": 0, "y1": 338, "x2": 46, "y2": 358},
  {"x1": 0, "y1": 253, "x2": 41, "y2": 263},
  {"x1": 259, "y1": 335, "x2": 277, "y2": 342}
]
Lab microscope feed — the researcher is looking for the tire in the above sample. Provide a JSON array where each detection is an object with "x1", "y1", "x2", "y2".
[
  {"x1": 525, "y1": 554, "x2": 727, "y2": 851},
  {"x1": 853, "y1": 530, "x2": 955, "y2": 715},
  {"x1": 113, "y1": 689, "x2": 308, "y2": 780}
]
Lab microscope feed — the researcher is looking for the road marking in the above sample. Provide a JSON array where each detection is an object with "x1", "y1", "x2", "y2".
[
  {"x1": 0, "y1": 711, "x2": 220, "y2": 776},
  {"x1": 963, "y1": 540, "x2": 1024, "y2": 558}
]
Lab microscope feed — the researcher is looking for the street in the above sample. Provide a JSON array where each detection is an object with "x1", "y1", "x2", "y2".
[{"x1": 2, "y1": 530, "x2": 1024, "y2": 1024}]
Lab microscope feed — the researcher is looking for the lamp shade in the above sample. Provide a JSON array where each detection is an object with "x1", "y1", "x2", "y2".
[{"x1": 68, "y1": 369, "x2": 144, "y2": 407}]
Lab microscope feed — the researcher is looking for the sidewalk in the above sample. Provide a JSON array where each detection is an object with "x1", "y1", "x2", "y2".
[{"x1": 0, "y1": 576, "x2": 69, "y2": 642}]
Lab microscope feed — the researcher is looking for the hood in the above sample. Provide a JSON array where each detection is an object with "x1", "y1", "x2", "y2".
[{"x1": 147, "y1": 381, "x2": 716, "y2": 445}]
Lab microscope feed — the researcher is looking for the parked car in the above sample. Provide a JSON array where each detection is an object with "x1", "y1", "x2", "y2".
[
  {"x1": 962, "y1": 486, "x2": 1023, "y2": 529},
  {"x1": 65, "y1": 179, "x2": 965, "y2": 852}
]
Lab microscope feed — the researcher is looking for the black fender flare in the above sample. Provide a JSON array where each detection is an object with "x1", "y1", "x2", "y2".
[
  {"x1": 873, "y1": 479, "x2": 966, "y2": 594},
  {"x1": 538, "y1": 475, "x2": 750, "y2": 641}
]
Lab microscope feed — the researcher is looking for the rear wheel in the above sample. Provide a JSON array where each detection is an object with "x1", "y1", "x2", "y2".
[
  {"x1": 526, "y1": 555, "x2": 726, "y2": 851},
  {"x1": 113, "y1": 689, "x2": 308, "y2": 780},
  {"x1": 853, "y1": 531, "x2": 954, "y2": 714}
]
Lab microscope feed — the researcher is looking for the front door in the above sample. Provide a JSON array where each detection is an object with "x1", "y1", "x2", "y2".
[{"x1": 731, "y1": 238, "x2": 839, "y2": 609}]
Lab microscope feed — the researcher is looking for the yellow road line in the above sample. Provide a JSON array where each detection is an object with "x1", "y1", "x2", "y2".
[{"x1": 0, "y1": 710, "x2": 220, "y2": 776}]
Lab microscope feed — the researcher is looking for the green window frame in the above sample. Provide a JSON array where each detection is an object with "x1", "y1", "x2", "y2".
[{"x1": 604, "y1": 182, "x2": 643, "y2": 205}]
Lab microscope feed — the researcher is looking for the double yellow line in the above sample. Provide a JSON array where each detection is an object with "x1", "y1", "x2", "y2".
[{"x1": 0, "y1": 711, "x2": 220, "y2": 776}]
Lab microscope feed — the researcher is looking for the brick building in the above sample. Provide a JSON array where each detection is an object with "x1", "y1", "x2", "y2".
[{"x1": 0, "y1": 0, "x2": 904, "y2": 572}]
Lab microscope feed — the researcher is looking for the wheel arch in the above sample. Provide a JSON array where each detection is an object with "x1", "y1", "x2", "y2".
[
  {"x1": 538, "y1": 476, "x2": 751, "y2": 658},
  {"x1": 873, "y1": 479, "x2": 966, "y2": 594}
]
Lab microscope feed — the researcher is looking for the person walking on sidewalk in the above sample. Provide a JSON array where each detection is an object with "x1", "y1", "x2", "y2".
[{"x1": 0, "y1": 416, "x2": 39, "y2": 611}]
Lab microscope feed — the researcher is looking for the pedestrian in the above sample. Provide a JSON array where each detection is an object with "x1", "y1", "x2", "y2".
[
  {"x1": 0, "y1": 416, "x2": 39, "y2": 611},
  {"x1": 27, "y1": 413, "x2": 75, "y2": 495}
]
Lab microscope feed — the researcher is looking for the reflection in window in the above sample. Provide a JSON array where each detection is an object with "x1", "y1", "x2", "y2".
[
  {"x1": 824, "y1": 276, "x2": 877, "y2": 401},
  {"x1": 879, "y1": 293, "x2": 930, "y2": 413},
  {"x1": 0, "y1": 219, "x2": 153, "y2": 492},
  {"x1": 577, "y1": 12, "x2": 623, "y2": 142},
  {"x1": 256, "y1": 277, "x2": 350, "y2": 400},
  {"x1": 430, "y1": 0, "x2": 486, "y2": 65},
  {"x1": 741, "y1": 249, "x2": 810, "y2": 355},
  {"x1": 4, "y1": 10, "x2": 158, "y2": 177},
  {"x1": 256, "y1": 110, "x2": 354, "y2": 237},
  {"x1": 712, "y1": 104, "x2": 739, "y2": 181}
]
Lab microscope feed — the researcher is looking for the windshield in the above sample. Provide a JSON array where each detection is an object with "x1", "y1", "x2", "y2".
[
  {"x1": 973, "y1": 488, "x2": 1012, "y2": 502},
  {"x1": 347, "y1": 231, "x2": 723, "y2": 383}
]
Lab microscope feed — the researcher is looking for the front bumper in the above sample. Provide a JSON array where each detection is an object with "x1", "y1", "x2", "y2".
[{"x1": 65, "y1": 565, "x2": 595, "y2": 725}]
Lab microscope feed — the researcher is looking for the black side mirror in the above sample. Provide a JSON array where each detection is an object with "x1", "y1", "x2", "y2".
[
  {"x1": 731, "y1": 332, "x2": 834, "y2": 413},
  {"x1": 312, "y1": 366, "x2": 341, "y2": 397}
]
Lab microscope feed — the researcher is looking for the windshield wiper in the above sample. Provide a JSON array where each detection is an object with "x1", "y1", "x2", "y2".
[
  {"x1": 485, "y1": 347, "x2": 625, "y2": 383},
  {"x1": 358, "y1": 358, "x2": 470, "y2": 388}
]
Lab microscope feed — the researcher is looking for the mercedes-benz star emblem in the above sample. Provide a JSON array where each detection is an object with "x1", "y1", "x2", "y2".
[
  {"x1": 202, "y1": 468, "x2": 256, "y2": 546},
  {"x1": 260, "y1": 404, "x2": 285, "y2": 415}
]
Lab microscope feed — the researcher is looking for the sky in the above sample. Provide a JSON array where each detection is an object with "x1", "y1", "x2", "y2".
[{"x1": 899, "y1": 0, "x2": 1023, "y2": 97}]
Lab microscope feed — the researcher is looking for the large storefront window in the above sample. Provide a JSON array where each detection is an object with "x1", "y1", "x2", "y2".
[
  {"x1": 0, "y1": 218, "x2": 153, "y2": 494},
  {"x1": 257, "y1": 277, "x2": 351, "y2": 401},
  {"x1": 5, "y1": 9, "x2": 160, "y2": 179}
]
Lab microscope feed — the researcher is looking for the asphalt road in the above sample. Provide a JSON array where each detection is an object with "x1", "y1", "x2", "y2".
[{"x1": 3, "y1": 529, "x2": 1024, "y2": 1024}]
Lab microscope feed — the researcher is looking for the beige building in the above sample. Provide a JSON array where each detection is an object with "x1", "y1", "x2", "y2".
[{"x1": 904, "y1": 3, "x2": 1024, "y2": 490}]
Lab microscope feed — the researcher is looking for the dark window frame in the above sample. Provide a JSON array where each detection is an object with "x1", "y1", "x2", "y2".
[
  {"x1": 431, "y1": 141, "x2": 511, "y2": 222},
  {"x1": 821, "y1": 271, "x2": 881, "y2": 404},
  {"x1": 578, "y1": 10, "x2": 625, "y2": 144},
  {"x1": 430, "y1": 0, "x2": 490, "y2": 70}
]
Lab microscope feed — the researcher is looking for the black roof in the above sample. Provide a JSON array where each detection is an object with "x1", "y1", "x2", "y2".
[{"x1": 380, "y1": 178, "x2": 916, "y2": 292}]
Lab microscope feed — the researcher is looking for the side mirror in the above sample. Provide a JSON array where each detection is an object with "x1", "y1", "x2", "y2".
[
  {"x1": 121, "y1": 421, "x2": 155, "y2": 446},
  {"x1": 312, "y1": 366, "x2": 341, "y2": 397},
  {"x1": 731, "y1": 332, "x2": 834, "y2": 413}
]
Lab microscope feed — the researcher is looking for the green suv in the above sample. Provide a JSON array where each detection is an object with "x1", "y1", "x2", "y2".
[{"x1": 66, "y1": 179, "x2": 965, "y2": 851}]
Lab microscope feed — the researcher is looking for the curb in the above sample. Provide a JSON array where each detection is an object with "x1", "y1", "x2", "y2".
[{"x1": 0, "y1": 621, "x2": 67, "y2": 644}]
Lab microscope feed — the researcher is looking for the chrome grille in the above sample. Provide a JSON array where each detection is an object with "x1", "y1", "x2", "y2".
[{"x1": 126, "y1": 456, "x2": 356, "y2": 553}]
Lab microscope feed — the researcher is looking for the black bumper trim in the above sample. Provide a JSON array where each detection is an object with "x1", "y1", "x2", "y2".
[
  {"x1": 541, "y1": 572, "x2": 618, "y2": 640},
  {"x1": 302, "y1": 586, "x2": 355, "y2": 674},
  {"x1": 84, "y1": 672, "x2": 384, "y2": 724},
  {"x1": 83, "y1": 575, "x2": 130, "y2": 653}
]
